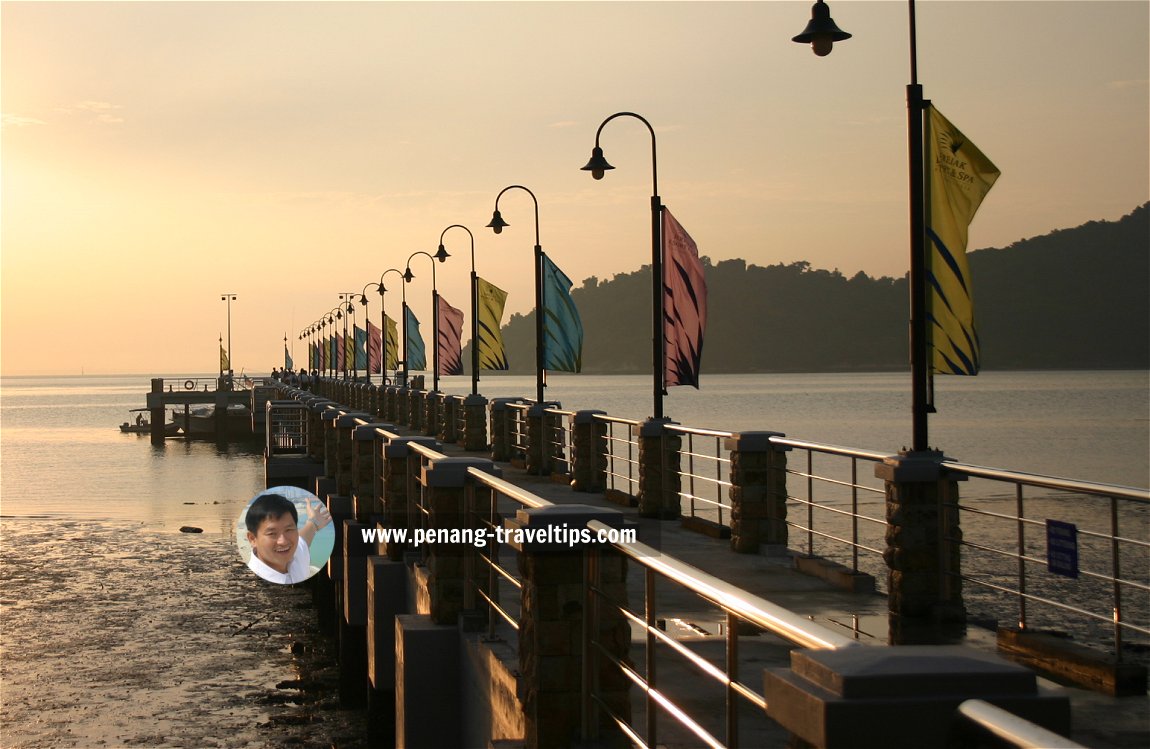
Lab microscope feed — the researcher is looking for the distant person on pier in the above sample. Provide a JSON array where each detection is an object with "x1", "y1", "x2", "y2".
[{"x1": 244, "y1": 493, "x2": 332, "y2": 584}]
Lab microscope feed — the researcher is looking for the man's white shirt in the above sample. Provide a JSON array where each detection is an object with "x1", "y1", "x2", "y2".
[{"x1": 247, "y1": 536, "x2": 315, "y2": 584}]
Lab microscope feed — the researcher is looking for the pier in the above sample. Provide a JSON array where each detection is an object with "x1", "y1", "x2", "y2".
[
  {"x1": 258, "y1": 377, "x2": 1147, "y2": 749},
  {"x1": 144, "y1": 377, "x2": 276, "y2": 443}
]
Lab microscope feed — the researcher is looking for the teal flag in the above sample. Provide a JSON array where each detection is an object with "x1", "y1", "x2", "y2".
[
  {"x1": 284, "y1": 343, "x2": 293, "y2": 371},
  {"x1": 404, "y1": 307, "x2": 427, "y2": 371},
  {"x1": 353, "y1": 325, "x2": 367, "y2": 370},
  {"x1": 541, "y1": 254, "x2": 583, "y2": 373}
]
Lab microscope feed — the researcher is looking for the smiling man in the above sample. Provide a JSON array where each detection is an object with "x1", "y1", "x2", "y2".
[{"x1": 244, "y1": 493, "x2": 331, "y2": 584}]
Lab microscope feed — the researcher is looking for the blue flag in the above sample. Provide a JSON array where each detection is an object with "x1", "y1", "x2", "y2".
[
  {"x1": 354, "y1": 325, "x2": 367, "y2": 370},
  {"x1": 541, "y1": 254, "x2": 583, "y2": 373},
  {"x1": 404, "y1": 307, "x2": 427, "y2": 371}
]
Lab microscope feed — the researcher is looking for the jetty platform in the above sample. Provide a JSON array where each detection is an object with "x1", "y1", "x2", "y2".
[{"x1": 257, "y1": 378, "x2": 1148, "y2": 749}]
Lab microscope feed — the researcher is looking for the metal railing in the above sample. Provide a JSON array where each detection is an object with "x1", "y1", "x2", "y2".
[
  {"x1": 666, "y1": 425, "x2": 734, "y2": 528},
  {"x1": 598, "y1": 414, "x2": 641, "y2": 501},
  {"x1": 265, "y1": 401, "x2": 308, "y2": 455},
  {"x1": 772, "y1": 437, "x2": 889, "y2": 581},
  {"x1": 507, "y1": 401, "x2": 531, "y2": 463},
  {"x1": 943, "y1": 461, "x2": 1150, "y2": 659},
  {"x1": 544, "y1": 406, "x2": 575, "y2": 476}
]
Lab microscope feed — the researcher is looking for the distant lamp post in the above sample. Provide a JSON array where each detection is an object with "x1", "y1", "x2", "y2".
[
  {"x1": 339, "y1": 292, "x2": 358, "y2": 380},
  {"x1": 792, "y1": 0, "x2": 852, "y2": 57},
  {"x1": 582, "y1": 111, "x2": 666, "y2": 420},
  {"x1": 361, "y1": 268, "x2": 406, "y2": 385},
  {"x1": 439, "y1": 225, "x2": 480, "y2": 395},
  {"x1": 487, "y1": 185, "x2": 546, "y2": 404},
  {"x1": 794, "y1": 0, "x2": 931, "y2": 452},
  {"x1": 405, "y1": 247, "x2": 450, "y2": 391},
  {"x1": 220, "y1": 293, "x2": 236, "y2": 386}
]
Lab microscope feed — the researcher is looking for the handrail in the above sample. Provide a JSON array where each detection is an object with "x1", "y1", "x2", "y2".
[
  {"x1": 466, "y1": 465, "x2": 554, "y2": 510},
  {"x1": 664, "y1": 424, "x2": 734, "y2": 439},
  {"x1": 769, "y1": 435, "x2": 890, "y2": 462},
  {"x1": 586, "y1": 519, "x2": 859, "y2": 651},
  {"x1": 957, "y1": 700, "x2": 1085, "y2": 749},
  {"x1": 944, "y1": 460, "x2": 1150, "y2": 502}
]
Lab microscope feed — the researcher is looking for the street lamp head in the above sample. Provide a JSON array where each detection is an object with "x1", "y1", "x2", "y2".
[
  {"x1": 581, "y1": 146, "x2": 615, "y2": 180},
  {"x1": 434, "y1": 245, "x2": 450, "y2": 263},
  {"x1": 335, "y1": 309, "x2": 343, "y2": 320},
  {"x1": 486, "y1": 209, "x2": 509, "y2": 235},
  {"x1": 346, "y1": 302, "x2": 355, "y2": 314},
  {"x1": 792, "y1": 0, "x2": 851, "y2": 57},
  {"x1": 403, "y1": 267, "x2": 415, "y2": 283},
  {"x1": 359, "y1": 294, "x2": 369, "y2": 306}
]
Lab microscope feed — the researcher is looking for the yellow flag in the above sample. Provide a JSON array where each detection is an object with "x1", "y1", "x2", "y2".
[
  {"x1": 219, "y1": 344, "x2": 229, "y2": 371},
  {"x1": 383, "y1": 314, "x2": 399, "y2": 371},
  {"x1": 927, "y1": 105, "x2": 1000, "y2": 375},
  {"x1": 476, "y1": 277, "x2": 509, "y2": 370}
]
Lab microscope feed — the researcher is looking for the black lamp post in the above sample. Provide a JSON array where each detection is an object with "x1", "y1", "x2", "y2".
[
  {"x1": 439, "y1": 225, "x2": 479, "y2": 396},
  {"x1": 220, "y1": 293, "x2": 236, "y2": 386},
  {"x1": 338, "y1": 293, "x2": 357, "y2": 380},
  {"x1": 405, "y1": 247, "x2": 450, "y2": 391},
  {"x1": 582, "y1": 111, "x2": 666, "y2": 420},
  {"x1": 794, "y1": 0, "x2": 931, "y2": 452},
  {"x1": 487, "y1": 185, "x2": 546, "y2": 405},
  {"x1": 361, "y1": 268, "x2": 405, "y2": 385}
]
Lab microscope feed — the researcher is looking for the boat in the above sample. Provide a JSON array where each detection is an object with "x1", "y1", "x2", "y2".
[{"x1": 119, "y1": 409, "x2": 182, "y2": 436}]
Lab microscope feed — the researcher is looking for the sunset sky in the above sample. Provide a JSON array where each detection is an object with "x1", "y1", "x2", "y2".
[{"x1": 2, "y1": 1, "x2": 1147, "y2": 376}]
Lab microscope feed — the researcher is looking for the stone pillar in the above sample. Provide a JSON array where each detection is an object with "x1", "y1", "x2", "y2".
[
  {"x1": 333, "y1": 412, "x2": 372, "y2": 497},
  {"x1": 419, "y1": 457, "x2": 501, "y2": 625},
  {"x1": 379, "y1": 436, "x2": 438, "y2": 561},
  {"x1": 148, "y1": 378, "x2": 165, "y2": 445},
  {"x1": 875, "y1": 450, "x2": 966, "y2": 642},
  {"x1": 725, "y1": 431, "x2": 789, "y2": 553},
  {"x1": 439, "y1": 395, "x2": 459, "y2": 444},
  {"x1": 461, "y1": 394, "x2": 489, "y2": 452},
  {"x1": 488, "y1": 398, "x2": 521, "y2": 462},
  {"x1": 407, "y1": 389, "x2": 424, "y2": 431},
  {"x1": 569, "y1": 410, "x2": 608, "y2": 493},
  {"x1": 525, "y1": 403, "x2": 547, "y2": 475},
  {"x1": 634, "y1": 418, "x2": 682, "y2": 519},
  {"x1": 422, "y1": 391, "x2": 439, "y2": 437},
  {"x1": 352, "y1": 423, "x2": 392, "y2": 521},
  {"x1": 507, "y1": 505, "x2": 631, "y2": 749}
]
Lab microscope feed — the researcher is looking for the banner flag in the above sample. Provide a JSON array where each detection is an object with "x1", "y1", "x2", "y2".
[
  {"x1": 337, "y1": 333, "x2": 346, "y2": 372},
  {"x1": 404, "y1": 307, "x2": 427, "y2": 372},
  {"x1": 926, "y1": 105, "x2": 1000, "y2": 376},
  {"x1": 366, "y1": 320, "x2": 383, "y2": 375},
  {"x1": 354, "y1": 325, "x2": 367, "y2": 370},
  {"x1": 319, "y1": 337, "x2": 326, "y2": 370},
  {"x1": 437, "y1": 295, "x2": 465, "y2": 376},
  {"x1": 541, "y1": 254, "x2": 583, "y2": 373},
  {"x1": 476, "y1": 277, "x2": 510, "y2": 371},
  {"x1": 384, "y1": 314, "x2": 399, "y2": 371},
  {"x1": 284, "y1": 343, "x2": 293, "y2": 372},
  {"x1": 662, "y1": 208, "x2": 708, "y2": 388},
  {"x1": 310, "y1": 341, "x2": 317, "y2": 371},
  {"x1": 219, "y1": 344, "x2": 229, "y2": 372}
]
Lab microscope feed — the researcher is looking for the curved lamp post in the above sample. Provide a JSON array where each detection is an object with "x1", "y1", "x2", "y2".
[
  {"x1": 487, "y1": 185, "x2": 545, "y2": 404},
  {"x1": 405, "y1": 247, "x2": 450, "y2": 391},
  {"x1": 338, "y1": 292, "x2": 357, "y2": 380},
  {"x1": 439, "y1": 224, "x2": 479, "y2": 395},
  {"x1": 323, "y1": 305, "x2": 343, "y2": 379},
  {"x1": 582, "y1": 111, "x2": 666, "y2": 420},
  {"x1": 220, "y1": 293, "x2": 236, "y2": 387},
  {"x1": 793, "y1": 0, "x2": 930, "y2": 452},
  {"x1": 360, "y1": 268, "x2": 406, "y2": 385}
]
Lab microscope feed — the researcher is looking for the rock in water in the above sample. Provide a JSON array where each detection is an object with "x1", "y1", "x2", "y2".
[{"x1": 179, "y1": 526, "x2": 204, "y2": 534}]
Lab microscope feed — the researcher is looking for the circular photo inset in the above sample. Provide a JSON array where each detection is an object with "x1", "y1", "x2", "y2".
[{"x1": 236, "y1": 486, "x2": 335, "y2": 584}]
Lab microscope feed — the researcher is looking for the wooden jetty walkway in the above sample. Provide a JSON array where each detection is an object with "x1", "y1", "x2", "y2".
[{"x1": 252, "y1": 378, "x2": 1147, "y2": 749}]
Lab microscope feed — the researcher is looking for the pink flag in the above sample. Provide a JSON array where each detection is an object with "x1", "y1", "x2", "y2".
[
  {"x1": 662, "y1": 208, "x2": 707, "y2": 388},
  {"x1": 437, "y1": 295, "x2": 465, "y2": 376},
  {"x1": 366, "y1": 319, "x2": 383, "y2": 375},
  {"x1": 337, "y1": 333, "x2": 346, "y2": 372}
]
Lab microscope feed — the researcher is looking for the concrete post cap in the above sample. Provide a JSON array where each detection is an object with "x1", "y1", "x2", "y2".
[
  {"x1": 527, "y1": 401, "x2": 561, "y2": 416},
  {"x1": 382, "y1": 435, "x2": 440, "y2": 457},
  {"x1": 462, "y1": 394, "x2": 488, "y2": 406},
  {"x1": 354, "y1": 423, "x2": 395, "y2": 440},
  {"x1": 489, "y1": 397, "x2": 529, "y2": 411},
  {"x1": 723, "y1": 431, "x2": 787, "y2": 452},
  {"x1": 633, "y1": 417, "x2": 680, "y2": 437},
  {"x1": 420, "y1": 457, "x2": 502, "y2": 487},
  {"x1": 571, "y1": 409, "x2": 607, "y2": 424},
  {"x1": 874, "y1": 449, "x2": 948, "y2": 482},
  {"x1": 335, "y1": 412, "x2": 374, "y2": 428}
]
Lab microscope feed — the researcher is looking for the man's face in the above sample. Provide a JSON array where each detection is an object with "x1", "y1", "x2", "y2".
[{"x1": 247, "y1": 512, "x2": 299, "y2": 573}]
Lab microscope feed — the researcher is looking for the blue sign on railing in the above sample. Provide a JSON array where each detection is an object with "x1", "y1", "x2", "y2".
[{"x1": 1046, "y1": 519, "x2": 1079, "y2": 578}]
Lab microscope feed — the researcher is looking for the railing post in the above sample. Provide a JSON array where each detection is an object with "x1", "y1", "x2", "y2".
[
  {"x1": 489, "y1": 398, "x2": 519, "y2": 462},
  {"x1": 379, "y1": 436, "x2": 437, "y2": 561},
  {"x1": 439, "y1": 395, "x2": 459, "y2": 443},
  {"x1": 875, "y1": 450, "x2": 966, "y2": 642},
  {"x1": 525, "y1": 403, "x2": 547, "y2": 475},
  {"x1": 570, "y1": 410, "x2": 608, "y2": 493},
  {"x1": 352, "y1": 423, "x2": 392, "y2": 522},
  {"x1": 419, "y1": 456, "x2": 501, "y2": 625},
  {"x1": 461, "y1": 394, "x2": 489, "y2": 452},
  {"x1": 635, "y1": 418, "x2": 681, "y2": 519},
  {"x1": 725, "y1": 431, "x2": 789, "y2": 553},
  {"x1": 422, "y1": 391, "x2": 439, "y2": 437},
  {"x1": 507, "y1": 505, "x2": 631, "y2": 749},
  {"x1": 333, "y1": 412, "x2": 372, "y2": 497}
]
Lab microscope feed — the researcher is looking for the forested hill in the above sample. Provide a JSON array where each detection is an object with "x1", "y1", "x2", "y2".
[{"x1": 474, "y1": 204, "x2": 1148, "y2": 374}]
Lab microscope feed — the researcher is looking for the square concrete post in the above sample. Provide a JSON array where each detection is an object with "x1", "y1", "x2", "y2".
[
  {"x1": 724, "y1": 431, "x2": 789, "y2": 553},
  {"x1": 506, "y1": 505, "x2": 632, "y2": 749},
  {"x1": 379, "y1": 436, "x2": 438, "y2": 561},
  {"x1": 489, "y1": 398, "x2": 523, "y2": 462},
  {"x1": 635, "y1": 418, "x2": 682, "y2": 519},
  {"x1": 419, "y1": 456, "x2": 502, "y2": 625},
  {"x1": 422, "y1": 391, "x2": 439, "y2": 437},
  {"x1": 352, "y1": 423, "x2": 391, "y2": 521},
  {"x1": 395, "y1": 614, "x2": 461, "y2": 748},
  {"x1": 333, "y1": 412, "x2": 372, "y2": 497},
  {"x1": 439, "y1": 394, "x2": 459, "y2": 443},
  {"x1": 525, "y1": 402, "x2": 556, "y2": 475},
  {"x1": 875, "y1": 450, "x2": 966, "y2": 643},
  {"x1": 461, "y1": 394, "x2": 489, "y2": 451},
  {"x1": 569, "y1": 410, "x2": 608, "y2": 493}
]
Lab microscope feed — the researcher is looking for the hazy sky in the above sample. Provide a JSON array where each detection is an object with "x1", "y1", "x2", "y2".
[{"x1": 2, "y1": 1, "x2": 1147, "y2": 376}]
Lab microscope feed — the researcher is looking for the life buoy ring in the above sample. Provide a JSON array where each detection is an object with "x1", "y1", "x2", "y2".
[{"x1": 184, "y1": 379, "x2": 195, "y2": 390}]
